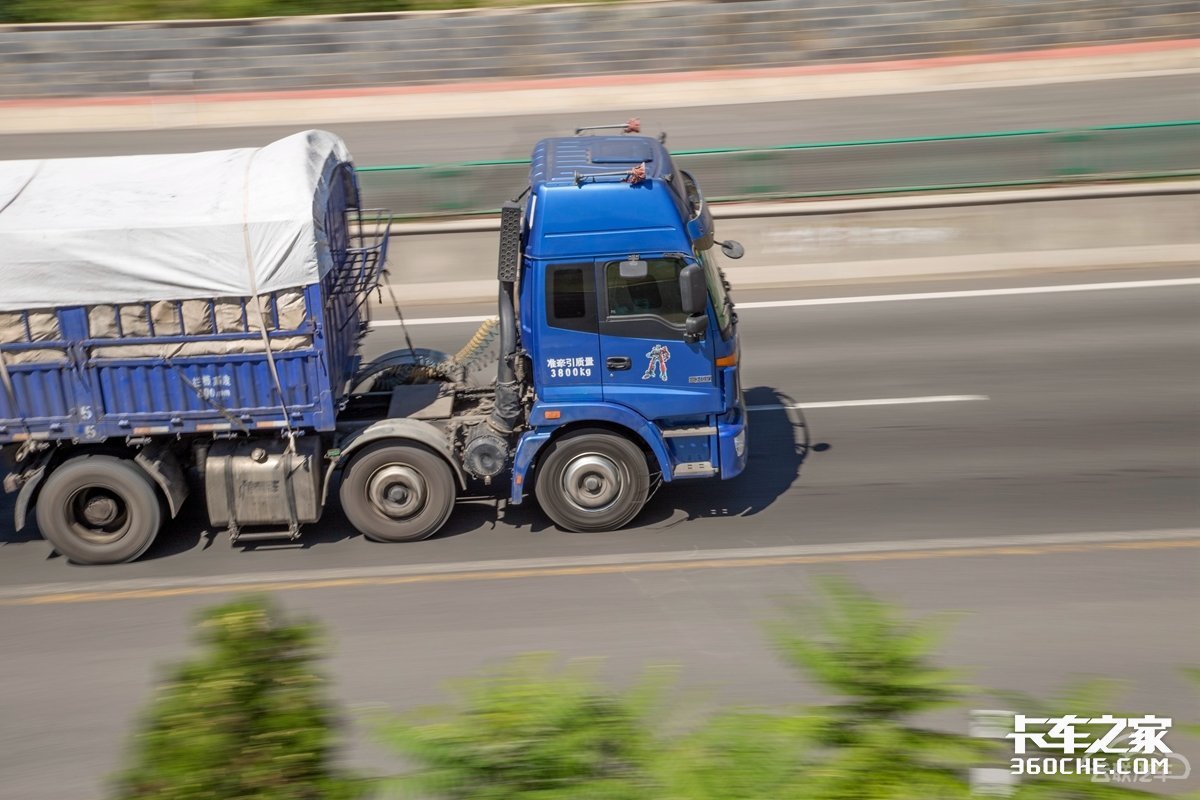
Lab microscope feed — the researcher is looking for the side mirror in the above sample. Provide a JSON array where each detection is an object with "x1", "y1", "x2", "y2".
[
  {"x1": 718, "y1": 240, "x2": 745, "y2": 260},
  {"x1": 680, "y1": 264, "x2": 707, "y2": 315},
  {"x1": 685, "y1": 314, "x2": 707, "y2": 342}
]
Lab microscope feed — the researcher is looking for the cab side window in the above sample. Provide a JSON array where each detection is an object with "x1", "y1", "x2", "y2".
[
  {"x1": 600, "y1": 258, "x2": 689, "y2": 340},
  {"x1": 604, "y1": 259, "x2": 687, "y2": 325},
  {"x1": 546, "y1": 263, "x2": 596, "y2": 333}
]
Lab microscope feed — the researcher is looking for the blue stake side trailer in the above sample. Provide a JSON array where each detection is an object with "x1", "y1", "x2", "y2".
[{"x1": 0, "y1": 125, "x2": 748, "y2": 565}]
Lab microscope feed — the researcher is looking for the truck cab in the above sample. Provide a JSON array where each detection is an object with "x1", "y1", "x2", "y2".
[{"x1": 507, "y1": 133, "x2": 748, "y2": 531}]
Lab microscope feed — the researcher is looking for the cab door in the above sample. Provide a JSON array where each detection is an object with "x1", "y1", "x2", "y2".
[
  {"x1": 597, "y1": 256, "x2": 722, "y2": 420},
  {"x1": 535, "y1": 262, "x2": 603, "y2": 403}
]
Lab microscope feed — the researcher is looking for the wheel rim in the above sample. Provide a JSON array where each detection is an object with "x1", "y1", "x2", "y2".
[
  {"x1": 560, "y1": 453, "x2": 624, "y2": 513},
  {"x1": 66, "y1": 485, "x2": 131, "y2": 544},
  {"x1": 366, "y1": 464, "x2": 427, "y2": 520}
]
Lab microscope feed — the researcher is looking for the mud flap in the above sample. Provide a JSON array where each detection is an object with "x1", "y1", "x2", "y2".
[
  {"x1": 135, "y1": 441, "x2": 189, "y2": 518},
  {"x1": 12, "y1": 451, "x2": 52, "y2": 532}
]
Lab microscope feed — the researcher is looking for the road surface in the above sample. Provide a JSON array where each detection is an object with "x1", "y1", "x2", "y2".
[
  {"x1": 3, "y1": 266, "x2": 1198, "y2": 576},
  {"x1": 1, "y1": 267, "x2": 1198, "y2": 798}
]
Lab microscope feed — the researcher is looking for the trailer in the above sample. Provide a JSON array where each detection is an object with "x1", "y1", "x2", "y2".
[{"x1": 1, "y1": 125, "x2": 749, "y2": 564}]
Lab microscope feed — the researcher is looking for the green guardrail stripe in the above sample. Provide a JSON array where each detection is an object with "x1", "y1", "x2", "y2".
[
  {"x1": 379, "y1": 171, "x2": 1200, "y2": 221},
  {"x1": 705, "y1": 170, "x2": 1200, "y2": 201},
  {"x1": 677, "y1": 119, "x2": 1200, "y2": 156},
  {"x1": 358, "y1": 119, "x2": 1200, "y2": 218},
  {"x1": 355, "y1": 120, "x2": 1200, "y2": 172}
]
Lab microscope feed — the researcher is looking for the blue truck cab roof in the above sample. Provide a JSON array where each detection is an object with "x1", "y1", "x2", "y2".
[{"x1": 524, "y1": 135, "x2": 713, "y2": 262}]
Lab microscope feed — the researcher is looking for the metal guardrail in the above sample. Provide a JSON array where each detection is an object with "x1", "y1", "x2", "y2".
[{"x1": 355, "y1": 120, "x2": 1200, "y2": 219}]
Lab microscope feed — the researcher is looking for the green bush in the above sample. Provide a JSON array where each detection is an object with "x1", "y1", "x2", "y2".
[
  {"x1": 113, "y1": 596, "x2": 362, "y2": 800},
  {"x1": 0, "y1": 0, "x2": 598, "y2": 24},
  {"x1": 376, "y1": 578, "x2": 988, "y2": 799},
  {"x1": 650, "y1": 576, "x2": 986, "y2": 800},
  {"x1": 376, "y1": 655, "x2": 656, "y2": 799},
  {"x1": 651, "y1": 709, "x2": 815, "y2": 800},
  {"x1": 377, "y1": 577, "x2": 1170, "y2": 799},
  {"x1": 112, "y1": 584, "x2": 1183, "y2": 800},
  {"x1": 767, "y1": 576, "x2": 985, "y2": 799}
]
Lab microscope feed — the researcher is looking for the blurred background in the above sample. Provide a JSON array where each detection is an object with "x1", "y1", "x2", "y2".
[{"x1": 1, "y1": 1, "x2": 1198, "y2": 798}]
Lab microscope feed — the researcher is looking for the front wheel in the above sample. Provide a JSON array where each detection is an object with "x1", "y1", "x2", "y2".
[
  {"x1": 35, "y1": 455, "x2": 163, "y2": 565},
  {"x1": 339, "y1": 441, "x2": 456, "y2": 542},
  {"x1": 535, "y1": 430, "x2": 650, "y2": 533}
]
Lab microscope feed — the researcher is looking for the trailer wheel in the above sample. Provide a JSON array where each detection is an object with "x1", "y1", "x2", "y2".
[
  {"x1": 35, "y1": 455, "x2": 163, "y2": 565},
  {"x1": 535, "y1": 429, "x2": 650, "y2": 533},
  {"x1": 339, "y1": 441, "x2": 456, "y2": 542}
]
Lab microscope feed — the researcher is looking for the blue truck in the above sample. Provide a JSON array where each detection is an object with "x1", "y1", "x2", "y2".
[{"x1": 0, "y1": 126, "x2": 747, "y2": 564}]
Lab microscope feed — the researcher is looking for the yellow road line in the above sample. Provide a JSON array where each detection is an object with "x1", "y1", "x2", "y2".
[{"x1": 4, "y1": 538, "x2": 1197, "y2": 607}]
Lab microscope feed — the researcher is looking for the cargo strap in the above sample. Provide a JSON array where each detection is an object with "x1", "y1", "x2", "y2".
[
  {"x1": 379, "y1": 270, "x2": 417, "y2": 361},
  {"x1": 239, "y1": 148, "x2": 295, "y2": 451}
]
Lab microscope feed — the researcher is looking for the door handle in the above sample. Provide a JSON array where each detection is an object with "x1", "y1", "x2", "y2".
[{"x1": 606, "y1": 356, "x2": 632, "y2": 371}]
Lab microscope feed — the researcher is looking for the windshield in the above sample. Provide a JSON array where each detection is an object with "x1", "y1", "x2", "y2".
[{"x1": 696, "y1": 247, "x2": 733, "y2": 336}]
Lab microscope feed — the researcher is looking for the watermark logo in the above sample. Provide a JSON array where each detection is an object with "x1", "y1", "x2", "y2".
[{"x1": 1006, "y1": 714, "x2": 1190, "y2": 783}]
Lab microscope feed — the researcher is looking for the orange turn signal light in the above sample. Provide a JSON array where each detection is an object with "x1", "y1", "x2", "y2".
[
  {"x1": 544, "y1": 410, "x2": 562, "y2": 420},
  {"x1": 715, "y1": 353, "x2": 738, "y2": 367}
]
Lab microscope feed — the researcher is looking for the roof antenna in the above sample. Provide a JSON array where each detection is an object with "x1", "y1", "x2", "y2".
[{"x1": 575, "y1": 118, "x2": 641, "y2": 135}]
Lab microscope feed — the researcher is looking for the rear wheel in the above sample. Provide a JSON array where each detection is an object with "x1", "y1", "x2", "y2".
[
  {"x1": 535, "y1": 430, "x2": 650, "y2": 533},
  {"x1": 339, "y1": 441, "x2": 456, "y2": 542},
  {"x1": 35, "y1": 455, "x2": 163, "y2": 565}
]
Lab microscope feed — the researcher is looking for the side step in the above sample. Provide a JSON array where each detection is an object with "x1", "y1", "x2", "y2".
[
  {"x1": 673, "y1": 461, "x2": 717, "y2": 478},
  {"x1": 661, "y1": 426, "x2": 717, "y2": 439},
  {"x1": 229, "y1": 524, "x2": 302, "y2": 545}
]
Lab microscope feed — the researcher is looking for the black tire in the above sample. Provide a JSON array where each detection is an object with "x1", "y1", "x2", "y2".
[
  {"x1": 35, "y1": 455, "x2": 163, "y2": 565},
  {"x1": 534, "y1": 429, "x2": 650, "y2": 533},
  {"x1": 339, "y1": 441, "x2": 456, "y2": 542}
]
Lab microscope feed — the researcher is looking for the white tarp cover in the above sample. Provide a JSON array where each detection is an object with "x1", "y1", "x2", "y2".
[{"x1": 0, "y1": 130, "x2": 355, "y2": 313}]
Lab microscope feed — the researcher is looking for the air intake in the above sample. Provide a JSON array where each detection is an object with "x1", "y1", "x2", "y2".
[{"x1": 497, "y1": 201, "x2": 521, "y2": 283}]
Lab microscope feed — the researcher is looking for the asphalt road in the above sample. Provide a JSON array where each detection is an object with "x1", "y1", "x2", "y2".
[
  {"x1": 2, "y1": 266, "x2": 1197, "y2": 579},
  {"x1": 3, "y1": 543, "x2": 1198, "y2": 800},
  {"x1": 1, "y1": 267, "x2": 1198, "y2": 798},
  {"x1": 2, "y1": 74, "x2": 1197, "y2": 165}
]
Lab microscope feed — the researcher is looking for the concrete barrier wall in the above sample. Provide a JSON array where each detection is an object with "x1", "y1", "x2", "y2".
[
  {"x1": 381, "y1": 185, "x2": 1200, "y2": 303},
  {"x1": 1, "y1": 0, "x2": 1198, "y2": 99}
]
